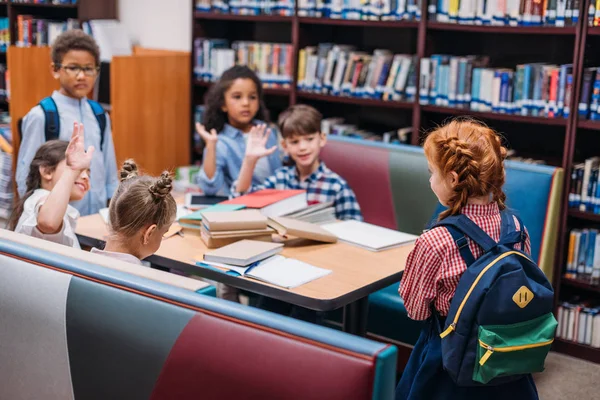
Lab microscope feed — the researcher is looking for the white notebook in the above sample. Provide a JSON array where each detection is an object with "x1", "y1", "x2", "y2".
[
  {"x1": 199, "y1": 255, "x2": 331, "y2": 289},
  {"x1": 322, "y1": 220, "x2": 418, "y2": 252}
]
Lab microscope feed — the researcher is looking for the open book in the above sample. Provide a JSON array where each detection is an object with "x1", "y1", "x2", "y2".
[{"x1": 196, "y1": 255, "x2": 332, "y2": 289}]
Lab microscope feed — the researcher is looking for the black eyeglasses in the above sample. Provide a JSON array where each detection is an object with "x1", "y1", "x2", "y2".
[{"x1": 56, "y1": 64, "x2": 100, "y2": 77}]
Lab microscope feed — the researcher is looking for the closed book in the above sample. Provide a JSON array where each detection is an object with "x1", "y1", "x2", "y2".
[
  {"x1": 222, "y1": 189, "x2": 308, "y2": 217},
  {"x1": 203, "y1": 240, "x2": 284, "y2": 267},
  {"x1": 201, "y1": 224, "x2": 274, "y2": 239},
  {"x1": 268, "y1": 216, "x2": 337, "y2": 243},
  {"x1": 202, "y1": 209, "x2": 268, "y2": 231},
  {"x1": 200, "y1": 228, "x2": 273, "y2": 249},
  {"x1": 178, "y1": 204, "x2": 245, "y2": 226}
]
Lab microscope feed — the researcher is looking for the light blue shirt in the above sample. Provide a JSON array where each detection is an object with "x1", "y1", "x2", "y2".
[
  {"x1": 196, "y1": 121, "x2": 283, "y2": 196},
  {"x1": 16, "y1": 91, "x2": 119, "y2": 216}
]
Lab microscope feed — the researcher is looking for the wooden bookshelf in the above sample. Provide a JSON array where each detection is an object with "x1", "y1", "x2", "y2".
[
  {"x1": 562, "y1": 277, "x2": 600, "y2": 293},
  {"x1": 426, "y1": 22, "x2": 577, "y2": 35},
  {"x1": 568, "y1": 209, "x2": 600, "y2": 222},
  {"x1": 190, "y1": 2, "x2": 597, "y2": 364},
  {"x1": 421, "y1": 104, "x2": 568, "y2": 126},
  {"x1": 552, "y1": 339, "x2": 600, "y2": 364},
  {"x1": 299, "y1": 17, "x2": 419, "y2": 28},
  {"x1": 297, "y1": 91, "x2": 414, "y2": 109}
]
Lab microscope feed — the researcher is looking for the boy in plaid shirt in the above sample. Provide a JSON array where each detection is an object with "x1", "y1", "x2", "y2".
[{"x1": 232, "y1": 104, "x2": 362, "y2": 222}]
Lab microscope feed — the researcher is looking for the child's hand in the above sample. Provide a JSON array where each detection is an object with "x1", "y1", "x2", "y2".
[
  {"x1": 196, "y1": 123, "x2": 218, "y2": 145},
  {"x1": 66, "y1": 122, "x2": 94, "y2": 171},
  {"x1": 245, "y1": 124, "x2": 277, "y2": 160}
]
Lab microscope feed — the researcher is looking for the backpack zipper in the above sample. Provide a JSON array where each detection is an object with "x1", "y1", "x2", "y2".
[
  {"x1": 478, "y1": 338, "x2": 555, "y2": 366},
  {"x1": 439, "y1": 251, "x2": 532, "y2": 339}
]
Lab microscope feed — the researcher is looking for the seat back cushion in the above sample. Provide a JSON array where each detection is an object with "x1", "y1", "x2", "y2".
[{"x1": 320, "y1": 139, "x2": 397, "y2": 229}]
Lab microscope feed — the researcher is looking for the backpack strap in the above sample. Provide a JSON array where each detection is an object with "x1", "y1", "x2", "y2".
[
  {"x1": 499, "y1": 210, "x2": 527, "y2": 249},
  {"x1": 435, "y1": 214, "x2": 498, "y2": 267},
  {"x1": 87, "y1": 99, "x2": 107, "y2": 151},
  {"x1": 39, "y1": 97, "x2": 60, "y2": 142}
]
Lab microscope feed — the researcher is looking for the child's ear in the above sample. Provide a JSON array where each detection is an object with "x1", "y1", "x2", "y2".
[
  {"x1": 142, "y1": 224, "x2": 158, "y2": 245},
  {"x1": 50, "y1": 63, "x2": 60, "y2": 79},
  {"x1": 221, "y1": 104, "x2": 228, "y2": 113},
  {"x1": 319, "y1": 132, "x2": 327, "y2": 148},
  {"x1": 447, "y1": 171, "x2": 459, "y2": 187},
  {"x1": 39, "y1": 165, "x2": 53, "y2": 182},
  {"x1": 280, "y1": 139, "x2": 288, "y2": 151}
]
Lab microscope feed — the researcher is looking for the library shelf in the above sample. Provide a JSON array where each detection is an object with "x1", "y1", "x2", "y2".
[
  {"x1": 552, "y1": 339, "x2": 600, "y2": 364},
  {"x1": 10, "y1": 2, "x2": 77, "y2": 9},
  {"x1": 298, "y1": 17, "x2": 419, "y2": 29},
  {"x1": 562, "y1": 277, "x2": 600, "y2": 294},
  {"x1": 194, "y1": 79, "x2": 290, "y2": 96},
  {"x1": 427, "y1": 22, "x2": 577, "y2": 35},
  {"x1": 297, "y1": 91, "x2": 414, "y2": 109},
  {"x1": 587, "y1": 26, "x2": 600, "y2": 36},
  {"x1": 568, "y1": 209, "x2": 600, "y2": 222},
  {"x1": 421, "y1": 104, "x2": 568, "y2": 126},
  {"x1": 578, "y1": 119, "x2": 600, "y2": 130},
  {"x1": 193, "y1": 12, "x2": 292, "y2": 23}
]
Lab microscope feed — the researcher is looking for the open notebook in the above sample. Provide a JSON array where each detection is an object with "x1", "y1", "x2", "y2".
[
  {"x1": 322, "y1": 220, "x2": 418, "y2": 252},
  {"x1": 196, "y1": 255, "x2": 332, "y2": 289}
]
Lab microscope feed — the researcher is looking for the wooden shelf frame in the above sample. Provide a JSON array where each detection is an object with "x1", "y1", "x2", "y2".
[{"x1": 190, "y1": 2, "x2": 597, "y2": 365}]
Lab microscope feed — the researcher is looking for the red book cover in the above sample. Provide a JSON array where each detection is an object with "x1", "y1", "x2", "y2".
[{"x1": 221, "y1": 189, "x2": 306, "y2": 209}]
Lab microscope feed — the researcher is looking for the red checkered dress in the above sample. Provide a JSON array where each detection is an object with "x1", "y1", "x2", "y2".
[{"x1": 399, "y1": 202, "x2": 531, "y2": 321}]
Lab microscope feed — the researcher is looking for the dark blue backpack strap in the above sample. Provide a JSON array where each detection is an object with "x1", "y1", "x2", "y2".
[
  {"x1": 435, "y1": 214, "x2": 498, "y2": 266},
  {"x1": 87, "y1": 99, "x2": 106, "y2": 151},
  {"x1": 39, "y1": 97, "x2": 60, "y2": 142},
  {"x1": 499, "y1": 210, "x2": 527, "y2": 249}
]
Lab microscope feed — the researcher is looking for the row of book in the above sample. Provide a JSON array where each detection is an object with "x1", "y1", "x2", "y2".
[
  {"x1": 557, "y1": 299, "x2": 600, "y2": 348},
  {"x1": 589, "y1": 0, "x2": 600, "y2": 26},
  {"x1": 578, "y1": 67, "x2": 600, "y2": 121},
  {"x1": 565, "y1": 228, "x2": 600, "y2": 281},
  {"x1": 298, "y1": 0, "x2": 422, "y2": 20},
  {"x1": 16, "y1": 16, "x2": 79, "y2": 47},
  {"x1": 0, "y1": 19, "x2": 9, "y2": 53},
  {"x1": 569, "y1": 157, "x2": 600, "y2": 213},
  {"x1": 0, "y1": 123, "x2": 12, "y2": 222},
  {"x1": 195, "y1": 0, "x2": 295, "y2": 15},
  {"x1": 193, "y1": 38, "x2": 293, "y2": 87},
  {"x1": 298, "y1": 44, "x2": 417, "y2": 102},
  {"x1": 0, "y1": 64, "x2": 8, "y2": 103},
  {"x1": 419, "y1": 56, "x2": 574, "y2": 118},
  {"x1": 429, "y1": 0, "x2": 580, "y2": 26}
]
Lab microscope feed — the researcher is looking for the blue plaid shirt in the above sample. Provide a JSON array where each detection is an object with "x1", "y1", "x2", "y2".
[{"x1": 232, "y1": 161, "x2": 363, "y2": 221}]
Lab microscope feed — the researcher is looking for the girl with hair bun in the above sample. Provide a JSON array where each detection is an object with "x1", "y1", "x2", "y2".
[
  {"x1": 396, "y1": 117, "x2": 538, "y2": 399},
  {"x1": 90, "y1": 159, "x2": 177, "y2": 265}
]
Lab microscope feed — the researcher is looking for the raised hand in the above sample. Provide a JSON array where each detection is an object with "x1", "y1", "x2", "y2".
[
  {"x1": 245, "y1": 124, "x2": 277, "y2": 160},
  {"x1": 195, "y1": 122, "x2": 218, "y2": 145},
  {"x1": 66, "y1": 122, "x2": 94, "y2": 171}
]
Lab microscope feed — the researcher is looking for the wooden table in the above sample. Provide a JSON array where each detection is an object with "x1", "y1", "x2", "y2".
[{"x1": 76, "y1": 214, "x2": 413, "y2": 336}]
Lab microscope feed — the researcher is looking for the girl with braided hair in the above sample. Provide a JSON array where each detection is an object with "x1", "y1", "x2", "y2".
[
  {"x1": 396, "y1": 118, "x2": 539, "y2": 399},
  {"x1": 90, "y1": 159, "x2": 177, "y2": 265}
]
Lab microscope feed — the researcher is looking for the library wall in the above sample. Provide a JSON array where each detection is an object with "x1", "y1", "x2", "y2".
[{"x1": 119, "y1": 0, "x2": 191, "y2": 52}]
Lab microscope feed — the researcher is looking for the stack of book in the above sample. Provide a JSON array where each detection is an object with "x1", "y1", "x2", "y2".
[
  {"x1": 297, "y1": 44, "x2": 417, "y2": 102},
  {"x1": 200, "y1": 209, "x2": 275, "y2": 248},
  {"x1": 419, "y1": 55, "x2": 574, "y2": 119},
  {"x1": 283, "y1": 201, "x2": 337, "y2": 224},
  {"x1": 193, "y1": 38, "x2": 293, "y2": 87}
]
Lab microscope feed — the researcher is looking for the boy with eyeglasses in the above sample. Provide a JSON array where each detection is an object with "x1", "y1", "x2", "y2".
[{"x1": 16, "y1": 29, "x2": 118, "y2": 216}]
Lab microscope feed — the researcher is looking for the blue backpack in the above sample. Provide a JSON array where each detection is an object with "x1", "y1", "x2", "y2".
[
  {"x1": 434, "y1": 210, "x2": 557, "y2": 386},
  {"x1": 39, "y1": 96, "x2": 107, "y2": 150}
]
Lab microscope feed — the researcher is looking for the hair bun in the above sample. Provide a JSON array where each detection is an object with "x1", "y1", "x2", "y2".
[
  {"x1": 120, "y1": 159, "x2": 139, "y2": 182},
  {"x1": 148, "y1": 171, "x2": 173, "y2": 200}
]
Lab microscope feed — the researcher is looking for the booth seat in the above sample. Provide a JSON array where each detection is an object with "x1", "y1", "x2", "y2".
[
  {"x1": 321, "y1": 136, "x2": 563, "y2": 348},
  {"x1": 0, "y1": 229, "x2": 397, "y2": 400}
]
